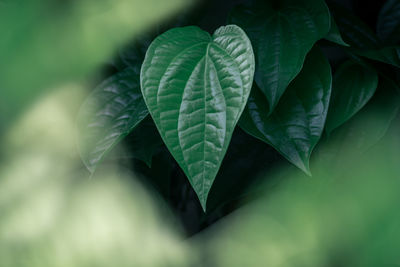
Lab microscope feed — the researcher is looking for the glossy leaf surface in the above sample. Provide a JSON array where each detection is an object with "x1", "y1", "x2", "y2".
[
  {"x1": 140, "y1": 25, "x2": 255, "y2": 210},
  {"x1": 325, "y1": 61, "x2": 378, "y2": 134},
  {"x1": 377, "y1": 0, "x2": 400, "y2": 45},
  {"x1": 78, "y1": 68, "x2": 148, "y2": 173},
  {"x1": 229, "y1": 0, "x2": 330, "y2": 112},
  {"x1": 240, "y1": 48, "x2": 332, "y2": 175}
]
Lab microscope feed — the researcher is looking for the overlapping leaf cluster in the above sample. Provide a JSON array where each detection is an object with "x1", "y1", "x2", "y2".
[{"x1": 78, "y1": 0, "x2": 400, "y2": 211}]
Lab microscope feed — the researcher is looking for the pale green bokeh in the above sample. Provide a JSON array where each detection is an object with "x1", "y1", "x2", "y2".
[
  {"x1": 0, "y1": 0, "x2": 194, "y2": 130},
  {"x1": 0, "y1": 0, "x2": 196, "y2": 260},
  {"x1": 0, "y1": 86, "x2": 193, "y2": 267},
  {"x1": 194, "y1": 116, "x2": 400, "y2": 267},
  {"x1": 1, "y1": 80, "x2": 400, "y2": 267}
]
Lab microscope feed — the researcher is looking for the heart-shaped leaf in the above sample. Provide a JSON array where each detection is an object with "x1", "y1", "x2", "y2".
[
  {"x1": 228, "y1": 0, "x2": 330, "y2": 113},
  {"x1": 140, "y1": 25, "x2": 255, "y2": 211},
  {"x1": 78, "y1": 68, "x2": 148, "y2": 173},
  {"x1": 377, "y1": 0, "x2": 400, "y2": 45},
  {"x1": 325, "y1": 61, "x2": 378, "y2": 134},
  {"x1": 239, "y1": 47, "x2": 332, "y2": 175}
]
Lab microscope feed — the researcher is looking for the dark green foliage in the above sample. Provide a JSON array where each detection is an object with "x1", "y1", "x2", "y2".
[
  {"x1": 1, "y1": 0, "x2": 400, "y2": 265},
  {"x1": 78, "y1": 0, "x2": 400, "y2": 213}
]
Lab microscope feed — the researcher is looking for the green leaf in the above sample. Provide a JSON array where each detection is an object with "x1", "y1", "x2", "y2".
[
  {"x1": 228, "y1": 0, "x2": 330, "y2": 112},
  {"x1": 239, "y1": 48, "x2": 332, "y2": 175},
  {"x1": 352, "y1": 46, "x2": 400, "y2": 68},
  {"x1": 325, "y1": 61, "x2": 378, "y2": 134},
  {"x1": 140, "y1": 25, "x2": 255, "y2": 211},
  {"x1": 124, "y1": 116, "x2": 163, "y2": 167},
  {"x1": 347, "y1": 52, "x2": 400, "y2": 94},
  {"x1": 329, "y1": 3, "x2": 381, "y2": 49},
  {"x1": 377, "y1": 0, "x2": 400, "y2": 45},
  {"x1": 78, "y1": 68, "x2": 148, "y2": 173},
  {"x1": 330, "y1": 79, "x2": 400, "y2": 153},
  {"x1": 330, "y1": 3, "x2": 400, "y2": 68},
  {"x1": 324, "y1": 15, "x2": 349, "y2": 46}
]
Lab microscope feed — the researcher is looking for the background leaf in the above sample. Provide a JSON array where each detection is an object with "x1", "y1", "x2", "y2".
[
  {"x1": 330, "y1": 3, "x2": 400, "y2": 68},
  {"x1": 353, "y1": 46, "x2": 400, "y2": 68},
  {"x1": 325, "y1": 60, "x2": 378, "y2": 134},
  {"x1": 239, "y1": 47, "x2": 332, "y2": 175},
  {"x1": 324, "y1": 15, "x2": 349, "y2": 46},
  {"x1": 329, "y1": 3, "x2": 381, "y2": 49},
  {"x1": 140, "y1": 25, "x2": 255, "y2": 211},
  {"x1": 327, "y1": 79, "x2": 400, "y2": 153},
  {"x1": 123, "y1": 116, "x2": 164, "y2": 167},
  {"x1": 229, "y1": 0, "x2": 330, "y2": 112},
  {"x1": 78, "y1": 68, "x2": 148, "y2": 173},
  {"x1": 377, "y1": 0, "x2": 400, "y2": 45}
]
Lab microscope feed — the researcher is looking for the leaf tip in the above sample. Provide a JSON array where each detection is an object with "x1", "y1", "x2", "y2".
[
  {"x1": 266, "y1": 102, "x2": 276, "y2": 117},
  {"x1": 196, "y1": 189, "x2": 209, "y2": 213},
  {"x1": 84, "y1": 161, "x2": 96, "y2": 174},
  {"x1": 200, "y1": 198, "x2": 207, "y2": 213},
  {"x1": 303, "y1": 168, "x2": 312, "y2": 177},
  {"x1": 144, "y1": 158, "x2": 153, "y2": 168},
  {"x1": 296, "y1": 158, "x2": 312, "y2": 177}
]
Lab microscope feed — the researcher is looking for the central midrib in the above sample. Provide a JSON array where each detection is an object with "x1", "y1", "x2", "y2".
[{"x1": 201, "y1": 43, "x2": 211, "y2": 205}]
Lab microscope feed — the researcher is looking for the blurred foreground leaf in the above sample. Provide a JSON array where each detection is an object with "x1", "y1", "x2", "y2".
[
  {"x1": 0, "y1": 0, "x2": 192, "y2": 131},
  {"x1": 1, "y1": 68, "x2": 400, "y2": 267},
  {"x1": 77, "y1": 68, "x2": 148, "y2": 173},
  {"x1": 0, "y1": 86, "x2": 191, "y2": 267},
  {"x1": 196, "y1": 122, "x2": 400, "y2": 267}
]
